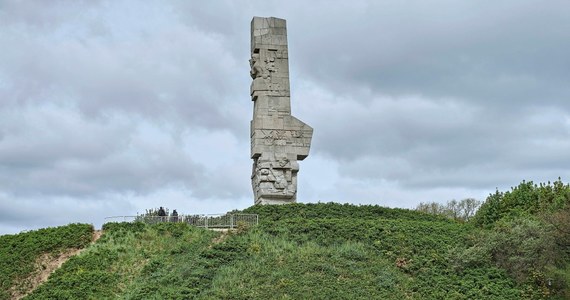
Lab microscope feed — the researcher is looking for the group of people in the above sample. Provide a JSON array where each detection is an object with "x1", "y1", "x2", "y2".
[{"x1": 157, "y1": 207, "x2": 179, "y2": 222}]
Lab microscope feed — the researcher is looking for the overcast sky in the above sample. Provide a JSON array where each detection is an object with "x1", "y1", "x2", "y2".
[{"x1": 1, "y1": 0, "x2": 569, "y2": 234}]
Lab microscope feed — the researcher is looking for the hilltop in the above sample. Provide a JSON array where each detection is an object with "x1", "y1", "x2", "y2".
[{"x1": 2, "y1": 180, "x2": 569, "y2": 299}]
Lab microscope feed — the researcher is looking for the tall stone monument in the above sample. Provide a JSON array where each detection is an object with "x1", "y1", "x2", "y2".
[{"x1": 250, "y1": 17, "x2": 313, "y2": 205}]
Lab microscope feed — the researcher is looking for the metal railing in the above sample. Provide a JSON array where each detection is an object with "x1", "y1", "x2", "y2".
[{"x1": 104, "y1": 213, "x2": 258, "y2": 229}]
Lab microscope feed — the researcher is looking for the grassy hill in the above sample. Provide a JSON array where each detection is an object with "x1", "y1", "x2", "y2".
[
  {"x1": 3, "y1": 192, "x2": 569, "y2": 299},
  {"x1": 0, "y1": 223, "x2": 93, "y2": 299}
]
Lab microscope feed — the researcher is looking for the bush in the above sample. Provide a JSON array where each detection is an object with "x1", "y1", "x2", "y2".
[
  {"x1": 0, "y1": 223, "x2": 93, "y2": 299},
  {"x1": 454, "y1": 217, "x2": 564, "y2": 296},
  {"x1": 473, "y1": 179, "x2": 570, "y2": 227}
]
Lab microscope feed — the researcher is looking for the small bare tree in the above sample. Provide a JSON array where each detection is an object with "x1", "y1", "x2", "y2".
[
  {"x1": 416, "y1": 198, "x2": 482, "y2": 222},
  {"x1": 458, "y1": 198, "x2": 481, "y2": 221}
]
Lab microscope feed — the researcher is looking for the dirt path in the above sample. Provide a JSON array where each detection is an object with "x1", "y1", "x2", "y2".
[
  {"x1": 93, "y1": 229, "x2": 102, "y2": 242},
  {"x1": 209, "y1": 229, "x2": 231, "y2": 247},
  {"x1": 10, "y1": 230, "x2": 103, "y2": 300}
]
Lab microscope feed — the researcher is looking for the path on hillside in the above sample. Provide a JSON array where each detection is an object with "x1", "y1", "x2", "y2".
[{"x1": 12, "y1": 230, "x2": 103, "y2": 300}]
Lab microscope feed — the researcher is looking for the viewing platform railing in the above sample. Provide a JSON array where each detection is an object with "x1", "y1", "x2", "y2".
[{"x1": 104, "y1": 213, "x2": 258, "y2": 229}]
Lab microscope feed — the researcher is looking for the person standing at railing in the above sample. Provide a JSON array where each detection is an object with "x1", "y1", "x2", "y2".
[
  {"x1": 171, "y1": 210, "x2": 179, "y2": 223},
  {"x1": 158, "y1": 206, "x2": 167, "y2": 222}
]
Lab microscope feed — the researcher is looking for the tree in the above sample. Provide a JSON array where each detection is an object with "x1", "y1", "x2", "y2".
[
  {"x1": 416, "y1": 198, "x2": 482, "y2": 222},
  {"x1": 473, "y1": 179, "x2": 570, "y2": 227},
  {"x1": 453, "y1": 217, "x2": 562, "y2": 293},
  {"x1": 457, "y1": 198, "x2": 481, "y2": 221},
  {"x1": 416, "y1": 201, "x2": 446, "y2": 215},
  {"x1": 543, "y1": 206, "x2": 570, "y2": 257}
]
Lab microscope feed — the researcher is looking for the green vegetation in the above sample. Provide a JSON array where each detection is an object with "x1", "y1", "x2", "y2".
[
  {"x1": 467, "y1": 179, "x2": 570, "y2": 299},
  {"x1": 201, "y1": 233, "x2": 411, "y2": 299},
  {"x1": 0, "y1": 223, "x2": 93, "y2": 299},
  {"x1": 240, "y1": 203, "x2": 523, "y2": 299},
  {"x1": 416, "y1": 198, "x2": 482, "y2": 221},
  {"x1": 21, "y1": 203, "x2": 524, "y2": 299},
  {"x1": 415, "y1": 180, "x2": 570, "y2": 299},
  {"x1": 7, "y1": 181, "x2": 570, "y2": 299},
  {"x1": 473, "y1": 179, "x2": 570, "y2": 227},
  {"x1": 27, "y1": 222, "x2": 218, "y2": 299}
]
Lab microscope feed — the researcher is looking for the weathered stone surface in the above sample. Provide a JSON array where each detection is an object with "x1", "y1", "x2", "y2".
[{"x1": 250, "y1": 17, "x2": 313, "y2": 205}]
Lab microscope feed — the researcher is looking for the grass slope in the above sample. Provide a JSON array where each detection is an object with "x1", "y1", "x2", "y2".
[
  {"x1": 26, "y1": 222, "x2": 218, "y2": 299},
  {"x1": 20, "y1": 203, "x2": 547, "y2": 299},
  {"x1": 0, "y1": 223, "x2": 93, "y2": 300}
]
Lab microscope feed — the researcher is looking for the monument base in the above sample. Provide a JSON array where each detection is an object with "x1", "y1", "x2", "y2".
[{"x1": 255, "y1": 198, "x2": 296, "y2": 205}]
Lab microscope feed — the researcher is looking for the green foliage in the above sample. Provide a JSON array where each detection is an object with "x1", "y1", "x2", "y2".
[
  {"x1": 203, "y1": 231, "x2": 410, "y2": 299},
  {"x1": 243, "y1": 204, "x2": 524, "y2": 299},
  {"x1": 473, "y1": 179, "x2": 570, "y2": 227},
  {"x1": 0, "y1": 223, "x2": 93, "y2": 300},
  {"x1": 27, "y1": 222, "x2": 217, "y2": 300},
  {"x1": 244, "y1": 202, "x2": 450, "y2": 223},
  {"x1": 469, "y1": 179, "x2": 570, "y2": 298},
  {"x1": 455, "y1": 218, "x2": 560, "y2": 279},
  {"x1": 543, "y1": 206, "x2": 570, "y2": 257},
  {"x1": 550, "y1": 265, "x2": 570, "y2": 299},
  {"x1": 416, "y1": 198, "x2": 482, "y2": 221},
  {"x1": 15, "y1": 202, "x2": 567, "y2": 299},
  {"x1": 455, "y1": 217, "x2": 570, "y2": 298}
]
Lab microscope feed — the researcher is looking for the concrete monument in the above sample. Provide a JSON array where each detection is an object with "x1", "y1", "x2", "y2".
[{"x1": 250, "y1": 17, "x2": 313, "y2": 205}]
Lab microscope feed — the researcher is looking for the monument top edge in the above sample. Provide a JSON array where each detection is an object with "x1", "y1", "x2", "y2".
[{"x1": 251, "y1": 16, "x2": 286, "y2": 28}]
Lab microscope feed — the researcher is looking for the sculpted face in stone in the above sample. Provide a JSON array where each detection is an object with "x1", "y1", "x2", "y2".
[
  {"x1": 249, "y1": 17, "x2": 313, "y2": 205},
  {"x1": 249, "y1": 53, "x2": 263, "y2": 79}
]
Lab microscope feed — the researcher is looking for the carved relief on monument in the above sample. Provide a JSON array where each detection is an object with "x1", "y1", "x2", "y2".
[
  {"x1": 249, "y1": 52, "x2": 286, "y2": 95},
  {"x1": 252, "y1": 129, "x2": 312, "y2": 148},
  {"x1": 249, "y1": 53, "x2": 268, "y2": 80},
  {"x1": 252, "y1": 153, "x2": 298, "y2": 200}
]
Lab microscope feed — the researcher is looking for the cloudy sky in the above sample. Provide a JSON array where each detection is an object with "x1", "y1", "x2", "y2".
[{"x1": 1, "y1": 0, "x2": 569, "y2": 234}]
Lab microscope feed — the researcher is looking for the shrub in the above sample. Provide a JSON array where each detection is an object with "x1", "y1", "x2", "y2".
[
  {"x1": 473, "y1": 179, "x2": 570, "y2": 227},
  {"x1": 454, "y1": 217, "x2": 564, "y2": 296},
  {"x1": 0, "y1": 223, "x2": 93, "y2": 299}
]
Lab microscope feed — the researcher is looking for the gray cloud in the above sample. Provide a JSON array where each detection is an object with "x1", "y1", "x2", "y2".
[
  {"x1": 279, "y1": 1, "x2": 570, "y2": 109},
  {"x1": 304, "y1": 90, "x2": 570, "y2": 188},
  {"x1": 0, "y1": 0, "x2": 248, "y2": 132},
  {"x1": 0, "y1": 106, "x2": 204, "y2": 197}
]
